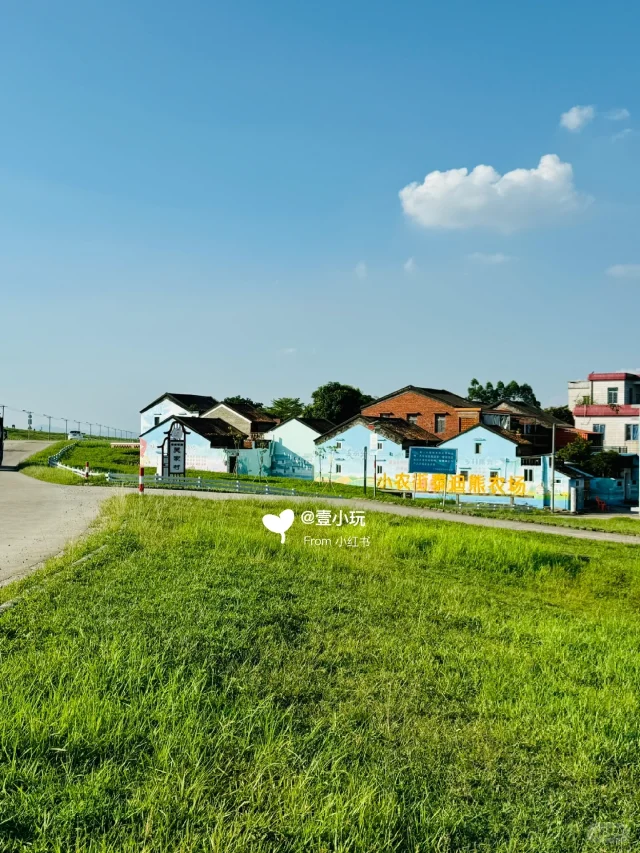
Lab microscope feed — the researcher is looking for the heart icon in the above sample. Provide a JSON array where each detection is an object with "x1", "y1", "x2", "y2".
[{"x1": 262, "y1": 509, "x2": 295, "y2": 544}]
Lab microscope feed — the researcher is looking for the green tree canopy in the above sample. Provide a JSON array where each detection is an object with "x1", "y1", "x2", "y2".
[
  {"x1": 268, "y1": 397, "x2": 306, "y2": 421},
  {"x1": 467, "y1": 378, "x2": 540, "y2": 407},
  {"x1": 544, "y1": 405, "x2": 574, "y2": 425},
  {"x1": 305, "y1": 382, "x2": 375, "y2": 425},
  {"x1": 223, "y1": 396, "x2": 264, "y2": 410},
  {"x1": 555, "y1": 436, "x2": 622, "y2": 477}
]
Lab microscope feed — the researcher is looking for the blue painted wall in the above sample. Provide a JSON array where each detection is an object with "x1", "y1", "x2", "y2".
[{"x1": 315, "y1": 423, "x2": 407, "y2": 487}]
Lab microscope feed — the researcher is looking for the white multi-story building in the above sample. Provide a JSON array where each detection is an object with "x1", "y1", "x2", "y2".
[{"x1": 569, "y1": 372, "x2": 640, "y2": 453}]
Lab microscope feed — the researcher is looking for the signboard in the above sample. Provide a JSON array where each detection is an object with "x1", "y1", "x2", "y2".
[
  {"x1": 408, "y1": 447, "x2": 457, "y2": 475},
  {"x1": 161, "y1": 421, "x2": 188, "y2": 476},
  {"x1": 369, "y1": 432, "x2": 380, "y2": 451}
]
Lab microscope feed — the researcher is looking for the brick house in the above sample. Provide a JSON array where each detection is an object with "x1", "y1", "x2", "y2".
[{"x1": 361, "y1": 385, "x2": 482, "y2": 441}]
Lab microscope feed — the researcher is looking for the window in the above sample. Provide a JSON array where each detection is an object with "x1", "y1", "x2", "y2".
[
  {"x1": 460, "y1": 470, "x2": 469, "y2": 481},
  {"x1": 377, "y1": 464, "x2": 382, "y2": 475},
  {"x1": 474, "y1": 442, "x2": 482, "y2": 454},
  {"x1": 335, "y1": 464, "x2": 342, "y2": 473},
  {"x1": 154, "y1": 415, "x2": 161, "y2": 426},
  {"x1": 407, "y1": 413, "x2": 419, "y2": 424},
  {"x1": 335, "y1": 441, "x2": 342, "y2": 449},
  {"x1": 607, "y1": 387, "x2": 618, "y2": 405},
  {"x1": 521, "y1": 457, "x2": 541, "y2": 466},
  {"x1": 593, "y1": 424, "x2": 605, "y2": 435},
  {"x1": 625, "y1": 424, "x2": 639, "y2": 441},
  {"x1": 490, "y1": 470, "x2": 499, "y2": 479},
  {"x1": 380, "y1": 412, "x2": 393, "y2": 418},
  {"x1": 377, "y1": 441, "x2": 383, "y2": 450},
  {"x1": 435, "y1": 414, "x2": 447, "y2": 433},
  {"x1": 523, "y1": 468, "x2": 534, "y2": 482}
]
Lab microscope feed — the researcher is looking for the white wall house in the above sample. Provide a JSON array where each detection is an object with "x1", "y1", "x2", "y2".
[
  {"x1": 569, "y1": 372, "x2": 640, "y2": 453},
  {"x1": 265, "y1": 417, "x2": 335, "y2": 479},
  {"x1": 140, "y1": 393, "x2": 217, "y2": 436}
]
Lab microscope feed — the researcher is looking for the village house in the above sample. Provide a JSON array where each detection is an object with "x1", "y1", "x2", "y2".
[
  {"x1": 140, "y1": 414, "x2": 272, "y2": 476},
  {"x1": 361, "y1": 385, "x2": 483, "y2": 440},
  {"x1": 201, "y1": 401, "x2": 279, "y2": 439},
  {"x1": 140, "y1": 392, "x2": 217, "y2": 435},
  {"x1": 436, "y1": 423, "x2": 591, "y2": 510},
  {"x1": 265, "y1": 416, "x2": 335, "y2": 480},
  {"x1": 569, "y1": 371, "x2": 640, "y2": 454},
  {"x1": 314, "y1": 415, "x2": 439, "y2": 487},
  {"x1": 480, "y1": 399, "x2": 598, "y2": 453}
]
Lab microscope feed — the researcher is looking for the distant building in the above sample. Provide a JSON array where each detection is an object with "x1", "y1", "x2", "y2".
[
  {"x1": 361, "y1": 385, "x2": 482, "y2": 441},
  {"x1": 140, "y1": 393, "x2": 217, "y2": 435},
  {"x1": 201, "y1": 401, "x2": 279, "y2": 439},
  {"x1": 314, "y1": 415, "x2": 439, "y2": 487},
  {"x1": 438, "y1": 423, "x2": 591, "y2": 510},
  {"x1": 265, "y1": 416, "x2": 335, "y2": 480},
  {"x1": 140, "y1": 415, "x2": 271, "y2": 476},
  {"x1": 480, "y1": 399, "x2": 595, "y2": 453},
  {"x1": 569, "y1": 372, "x2": 640, "y2": 453}
]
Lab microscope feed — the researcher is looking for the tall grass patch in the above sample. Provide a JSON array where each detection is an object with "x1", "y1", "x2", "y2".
[{"x1": 0, "y1": 497, "x2": 639, "y2": 851}]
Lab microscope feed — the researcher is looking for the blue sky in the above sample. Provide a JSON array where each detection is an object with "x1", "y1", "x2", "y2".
[{"x1": 2, "y1": 0, "x2": 639, "y2": 432}]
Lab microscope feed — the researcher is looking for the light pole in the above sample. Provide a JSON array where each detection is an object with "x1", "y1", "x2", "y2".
[{"x1": 550, "y1": 423, "x2": 556, "y2": 513}]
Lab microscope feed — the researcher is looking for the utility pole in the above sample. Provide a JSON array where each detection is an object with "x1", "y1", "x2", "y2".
[
  {"x1": 363, "y1": 446, "x2": 368, "y2": 496},
  {"x1": 550, "y1": 423, "x2": 556, "y2": 513},
  {"x1": 45, "y1": 414, "x2": 52, "y2": 439},
  {"x1": 64, "y1": 418, "x2": 68, "y2": 435}
]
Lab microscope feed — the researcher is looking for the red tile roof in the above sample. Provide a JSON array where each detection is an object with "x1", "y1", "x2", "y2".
[{"x1": 587, "y1": 372, "x2": 640, "y2": 381}]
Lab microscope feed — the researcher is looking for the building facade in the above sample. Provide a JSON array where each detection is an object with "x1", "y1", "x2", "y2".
[
  {"x1": 361, "y1": 386, "x2": 482, "y2": 441},
  {"x1": 265, "y1": 417, "x2": 335, "y2": 480},
  {"x1": 140, "y1": 415, "x2": 271, "y2": 476},
  {"x1": 569, "y1": 372, "x2": 640, "y2": 453},
  {"x1": 140, "y1": 393, "x2": 217, "y2": 436}
]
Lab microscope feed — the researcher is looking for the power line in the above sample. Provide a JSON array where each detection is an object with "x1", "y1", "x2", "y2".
[{"x1": 0, "y1": 402, "x2": 136, "y2": 439}]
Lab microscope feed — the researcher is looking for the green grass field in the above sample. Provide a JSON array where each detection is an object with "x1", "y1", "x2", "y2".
[{"x1": 1, "y1": 495, "x2": 639, "y2": 851}]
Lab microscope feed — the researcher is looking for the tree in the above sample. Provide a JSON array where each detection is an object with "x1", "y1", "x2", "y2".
[
  {"x1": 467, "y1": 378, "x2": 540, "y2": 407},
  {"x1": 555, "y1": 435, "x2": 592, "y2": 468},
  {"x1": 555, "y1": 436, "x2": 621, "y2": 477},
  {"x1": 223, "y1": 396, "x2": 264, "y2": 410},
  {"x1": 544, "y1": 405, "x2": 574, "y2": 426},
  {"x1": 305, "y1": 382, "x2": 374, "y2": 425},
  {"x1": 268, "y1": 397, "x2": 305, "y2": 421}
]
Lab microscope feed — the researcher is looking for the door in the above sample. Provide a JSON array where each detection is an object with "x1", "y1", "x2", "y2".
[{"x1": 228, "y1": 454, "x2": 237, "y2": 474}]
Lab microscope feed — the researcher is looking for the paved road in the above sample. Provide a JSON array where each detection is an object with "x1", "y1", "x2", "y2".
[
  {"x1": 0, "y1": 466, "x2": 111, "y2": 587},
  {"x1": 1, "y1": 440, "x2": 53, "y2": 470}
]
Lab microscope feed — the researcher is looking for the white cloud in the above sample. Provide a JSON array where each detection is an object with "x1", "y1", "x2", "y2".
[
  {"x1": 354, "y1": 261, "x2": 367, "y2": 279},
  {"x1": 468, "y1": 252, "x2": 510, "y2": 264},
  {"x1": 612, "y1": 128, "x2": 633, "y2": 142},
  {"x1": 606, "y1": 264, "x2": 640, "y2": 279},
  {"x1": 607, "y1": 107, "x2": 630, "y2": 121},
  {"x1": 399, "y1": 154, "x2": 588, "y2": 233},
  {"x1": 403, "y1": 257, "x2": 417, "y2": 274},
  {"x1": 560, "y1": 104, "x2": 596, "y2": 131}
]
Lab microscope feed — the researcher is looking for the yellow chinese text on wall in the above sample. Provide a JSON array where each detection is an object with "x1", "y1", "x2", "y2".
[{"x1": 376, "y1": 472, "x2": 527, "y2": 497}]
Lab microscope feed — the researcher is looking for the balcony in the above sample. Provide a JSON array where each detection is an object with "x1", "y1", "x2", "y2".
[{"x1": 597, "y1": 443, "x2": 639, "y2": 455}]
